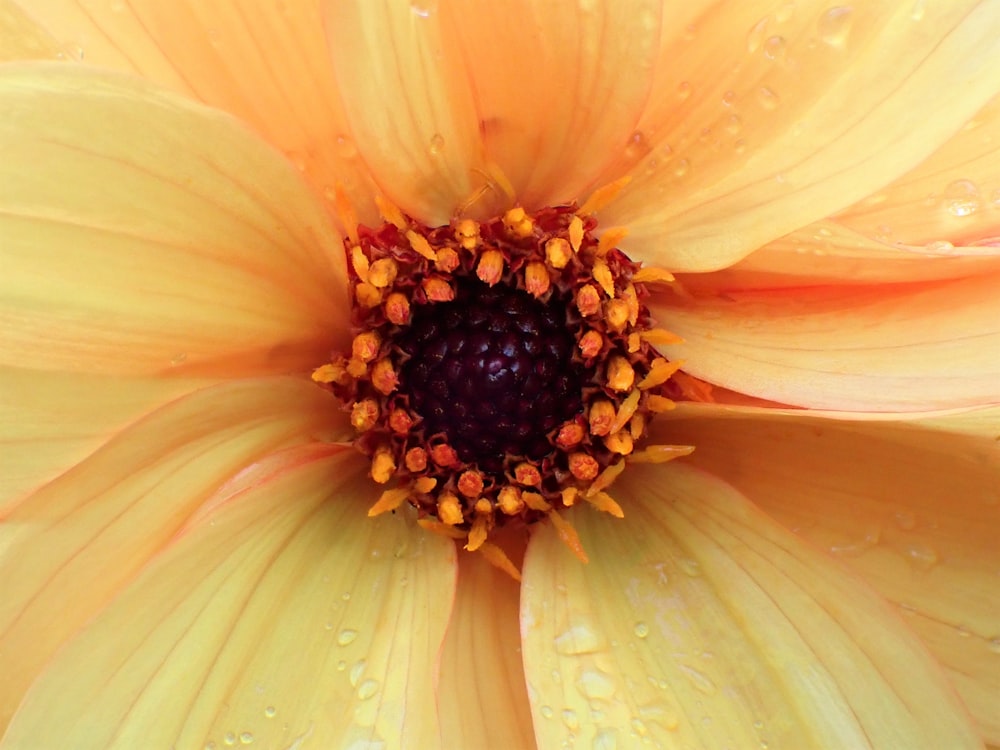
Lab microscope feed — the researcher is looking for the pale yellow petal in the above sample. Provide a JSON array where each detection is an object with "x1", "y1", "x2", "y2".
[
  {"x1": 651, "y1": 272, "x2": 1000, "y2": 410},
  {"x1": 602, "y1": 1, "x2": 1000, "y2": 272},
  {"x1": 0, "y1": 63, "x2": 348, "y2": 378},
  {"x1": 441, "y1": 0, "x2": 663, "y2": 210},
  {"x1": 661, "y1": 404, "x2": 1000, "y2": 742},
  {"x1": 0, "y1": 0, "x2": 60, "y2": 59},
  {"x1": 322, "y1": 0, "x2": 484, "y2": 224},
  {"x1": 7, "y1": 0, "x2": 376, "y2": 223},
  {"x1": 0, "y1": 376, "x2": 348, "y2": 729},
  {"x1": 438, "y1": 539, "x2": 535, "y2": 750},
  {"x1": 521, "y1": 462, "x2": 982, "y2": 749},
  {"x1": 1, "y1": 449, "x2": 457, "y2": 749}
]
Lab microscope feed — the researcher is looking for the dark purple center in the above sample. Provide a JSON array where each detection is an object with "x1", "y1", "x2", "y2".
[{"x1": 397, "y1": 278, "x2": 585, "y2": 473}]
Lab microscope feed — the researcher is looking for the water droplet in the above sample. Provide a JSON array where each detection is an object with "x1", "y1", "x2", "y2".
[
  {"x1": 342, "y1": 591, "x2": 352, "y2": 601},
  {"x1": 551, "y1": 669, "x2": 563, "y2": 684},
  {"x1": 910, "y1": 0, "x2": 926, "y2": 21},
  {"x1": 239, "y1": 732, "x2": 254, "y2": 745},
  {"x1": 733, "y1": 138, "x2": 747, "y2": 155},
  {"x1": 410, "y1": 0, "x2": 436, "y2": 18},
  {"x1": 679, "y1": 557, "x2": 701, "y2": 576},
  {"x1": 205, "y1": 742, "x2": 217, "y2": 750},
  {"x1": 725, "y1": 114, "x2": 743, "y2": 135},
  {"x1": 223, "y1": 733, "x2": 236, "y2": 746},
  {"x1": 630, "y1": 718, "x2": 648, "y2": 736},
  {"x1": 624, "y1": 130, "x2": 651, "y2": 161},
  {"x1": 676, "y1": 81, "x2": 693, "y2": 101},
  {"x1": 943, "y1": 179, "x2": 982, "y2": 217},
  {"x1": 264, "y1": 706, "x2": 276, "y2": 719},
  {"x1": 335, "y1": 135, "x2": 357, "y2": 159},
  {"x1": 924, "y1": 239, "x2": 956, "y2": 254},
  {"x1": 593, "y1": 728, "x2": 619, "y2": 750},
  {"x1": 756, "y1": 86, "x2": 780, "y2": 111},
  {"x1": 170, "y1": 352, "x2": 188, "y2": 366},
  {"x1": 562, "y1": 708, "x2": 580, "y2": 731},
  {"x1": 672, "y1": 158, "x2": 690, "y2": 179},
  {"x1": 338, "y1": 629, "x2": 359, "y2": 646},
  {"x1": 357, "y1": 679, "x2": 380, "y2": 700},
  {"x1": 349, "y1": 659, "x2": 367, "y2": 687},
  {"x1": 324, "y1": 621, "x2": 334, "y2": 631},
  {"x1": 633, "y1": 622, "x2": 649, "y2": 639},
  {"x1": 747, "y1": 17, "x2": 770, "y2": 53},
  {"x1": 428, "y1": 133, "x2": 445, "y2": 156},
  {"x1": 818, "y1": 6, "x2": 854, "y2": 48},
  {"x1": 679, "y1": 664, "x2": 717, "y2": 695},
  {"x1": 576, "y1": 669, "x2": 616, "y2": 699},
  {"x1": 904, "y1": 540, "x2": 939, "y2": 570},
  {"x1": 763, "y1": 35, "x2": 787, "y2": 60},
  {"x1": 987, "y1": 637, "x2": 1000, "y2": 654},
  {"x1": 540, "y1": 705, "x2": 555, "y2": 719},
  {"x1": 893, "y1": 510, "x2": 917, "y2": 531},
  {"x1": 554, "y1": 619, "x2": 606, "y2": 655},
  {"x1": 336, "y1": 660, "x2": 347, "y2": 671}
]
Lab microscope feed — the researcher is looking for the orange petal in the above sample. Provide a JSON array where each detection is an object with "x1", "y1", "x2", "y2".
[
  {"x1": 2, "y1": 449, "x2": 457, "y2": 748},
  {"x1": 0, "y1": 63, "x2": 348, "y2": 378},
  {"x1": 661, "y1": 404, "x2": 1000, "y2": 743},
  {"x1": 601, "y1": 1, "x2": 1000, "y2": 272},
  {"x1": 438, "y1": 542, "x2": 536, "y2": 749},
  {"x1": 440, "y1": 0, "x2": 663, "y2": 210},
  {"x1": 650, "y1": 272, "x2": 1000, "y2": 410},
  {"x1": 0, "y1": 376, "x2": 348, "y2": 729},
  {"x1": 322, "y1": 1, "x2": 485, "y2": 224},
  {"x1": 9, "y1": 0, "x2": 377, "y2": 224},
  {"x1": 521, "y1": 462, "x2": 982, "y2": 749}
]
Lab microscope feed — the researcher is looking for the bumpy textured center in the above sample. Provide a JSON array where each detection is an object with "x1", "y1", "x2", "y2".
[{"x1": 398, "y1": 278, "x2": 585, "y2": 473}]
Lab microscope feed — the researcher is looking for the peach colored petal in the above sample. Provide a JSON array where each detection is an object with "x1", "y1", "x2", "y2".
[
  {"x1": 521, "y1": 462, "x2": 982, "y2": 749},
  {"x1": 650, "y1": 272, "x2": 1000, "y2": 411},
  {"x1": 680, "y1": 220, "x2": 1000, "y2": 292},
  {"x1": 0, "y1": 63, "x2": 348, "y2": 378},
  {"x1": 0, "y1": 376, "x2": 348, "y2": 729},
  {"x1": 0, "y1": 0, "x2": 59, "y2": 59},
  {"x1": 600, "y1": 1, "x2": 1000, "y2": 272},
  {"x1": 0, "y1": 367, "x2": 214, "y2": 513},
  {"x1": 659, "y1": 405, "x2": 1000, "y2": 742},
  {"x1": 1, "y1": 449, "x2": 457, "y2": 749},
  {"x1": 440, "y1": 0, "x2": 662, "y2": 211},
  {"x1": 437, "y1": 538, "x2": 535, "y2": 750},
  {"x1": 8, "y1": 0, "x2": 377, "y2": 224},
  {"x1": 836, "y1": 94, "x2": 1000, "y2": 247}
]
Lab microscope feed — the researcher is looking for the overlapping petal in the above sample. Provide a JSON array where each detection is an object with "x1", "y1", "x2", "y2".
[
  {"x1": 4, "y1": 0, "x2": 377, "y2": 222},
  {"x1": 521, "y1": 462, "x2": 982, "y2": 749},
  {"x1": 0, "y1": 63, "x2": 348, "y2": 378},
  {"x1": 659, "y1": 404, "x2": 1000, "y2": 742},
  {"x1": 0, "y1": 377, "x2": 349, "y2": 730},
  {"x1": 650, "y1": 272, "x2": 1000, "y2": 411},
  {"x1": 1, "y1": 447, "x2": 457, "y2": 750},
  {"x1": 601, "y1": 1, "x2": 1000, "y2": 272}
]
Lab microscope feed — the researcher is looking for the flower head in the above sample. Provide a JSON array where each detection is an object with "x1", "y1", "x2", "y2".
[{"x1": 1, "y1": 2, "x2": 999, "y2": 749}]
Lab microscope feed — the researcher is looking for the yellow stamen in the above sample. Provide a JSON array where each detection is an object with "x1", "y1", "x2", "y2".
[
  {"x1": 605, "y1": 429, "x2": 634, "y2": 455},
  {"x1": 438, "y1": 491, "x2": 465, "y2": 525},
  {"x1": 610, "y1": 390, "x2": 641, "y2": 434},
  {"x1": 627, "y1": 332, "x2": 641, "y2": 353},
  {"x1": 422, "y1": 276, "x2": 455, "y2": 302},
  {"x1": 568, "y1": 452, "x2": 599, "y2": 481},
  {"x1": 604, "y1": 298, "x2": 630, "y2": 332},
  {"x1": 371, "y1": 358, "x2": 398, "y2": 395},
  {"x1": 497, "y1": 486, "x2": 524, "y2": 515},
  {"x1": 385, "y1": 292, "x2": 411, "y2": 325},
  {"x1": 632, "y1": 266, "x2": 676, "y2": 284},
  {"x1": 628, "y1": 444, "x2": 696, "y2": 463},
  {"x1": 638, "y1": 358, "x2": 683, "y2": 390},
  {"x1": 597, "y1": 226, "x2": 628, "y2": 257},
  {"x1": 607, "y1": 356, "x2": 636, "y2": 392},
  {"x1": 568, "y1": 215, "x2": 585, "y2": 253},
  {"x1": 368, "y1": 257, "x2": 399, "y2": 288},
  {"x1": 352, "y1": 331, "x2": 380, "y2": 363},
  {"x1": 346, "y1": 357, "x2": 368, "y2": 379},
  {"x1": 514, "y1": 463, "x2": 542, "y2": 487},
  {"x1": 406, "y1": 229, "x2": 437, "y2": 260},
  {"x1": 370, "y1": 447, "x2": 396, "y2": 484},
  {"x1": 588, "y1": 400, "x2": 616, "y2": 437},
  {"x1": 350, "y1": 245, "x2": 370, "y2": 281},
  {"x1": 578, "y1": 175, "x2": 631, "y2": 216},
  {"x1": 375, "y1": 194, "x2": 408, "y2": 229},
  {"x1": 548, "y1": 511, "x2": 589, "y2": 563},
  {"x1": 525, "y1": 261, "x2": 551, "y2": 297},
  {"x1": 645, "y1": 394, "x2": 677, "y2": 412},
  {"x1": 579, "y1": 329, "x2": 603, "y2": 358},
  {"x1": 465, "y1": 513, "x2": 491, "y2": 552},
  {"x1": 630, "y1": 412, "x2": 646, "y2": 440},
  {"x1": 418, "y1": 518, "x2": 466, "y2": 539},
  {"x1": 478, "y1": 542, "x2": 522, "y2": 582},
  {"x1": 389, "y1": 407, "x2": 414, "y2": 434},
  {"x1": 311, "y1": 362, "x2": 349, "y2": 385},
  {"x1": 413, "y1": 476, "x2": 437, "y2": 494},
  {"x1": 458, "y1": 470, "x2": 484, "y2": 498},
  {"x1": 561, "y1": 486, "x2": 579, "y2": 507},
  {"x1": 587, "y1": 460, "x2": 625, "y2": 497},
  {"x1": 545, "y1": 237, "x2": 573, "y2": 269},
  {"x1": 622, "y1": 284, "x2": 639, "y2": 325},
  {"x1": 404, "y1": 447, "x2": 428, "y2": 473},
  {"x1": 522, "y1": 491, "x2": 552, "y2": 512},
  {"x1": 435, "y1": 246, "x2": 460, "y2": 273},
  {"x1": 367, "y1": 487, "x2": 410, "y2": 517},
  {"x1": 576, "y1": 284, "x2": 601, "y2": 317},
  {"x1": 555, "y1": 422, "x2": 585, "y2": 449},
  {"x1": 640, "y1": 328, "x2": 684, "y2": 345},
  {"x1": 593, "y1": 258, "x2": 615, "y2": 297},
  {"x1": 355, "y1": 282, "x2": 382, "y2": 308},
  {"x1": 455, "y1": 218, "x2": 481, "y2": 250},
  {"x1": 585, "y1": 490, "x2": 624, "y2": 518},
  {"x1": 351, "y1": 399, "x2": 379, "y2": 431},
  {"x1": 503, "y1": 206, "x2": 534, "y2": 238},
  {"x1": 476, "y1": 248, "x2": 505, "y2": 286},
  {"x1": 334, "y1": 185, "x2": 359, "y2": 245}
]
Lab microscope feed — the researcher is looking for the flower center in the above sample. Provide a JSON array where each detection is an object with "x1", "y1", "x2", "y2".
[{"x1": 314, "y1": 197, "x2": 691, "y2": 571}]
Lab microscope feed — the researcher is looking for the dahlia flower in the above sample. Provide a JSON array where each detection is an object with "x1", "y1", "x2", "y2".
[{"x1": 1, "y1": 2, "x2": 999, "y2": 749}]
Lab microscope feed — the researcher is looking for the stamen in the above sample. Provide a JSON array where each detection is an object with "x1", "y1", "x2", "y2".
[{"x1": 628, "y1": 444, "x2": 696, "y2": 463}]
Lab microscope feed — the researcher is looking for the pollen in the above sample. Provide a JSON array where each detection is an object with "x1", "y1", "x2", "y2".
[{"x1": 314, "y1": 200, "x2": 689, "y2": 572}]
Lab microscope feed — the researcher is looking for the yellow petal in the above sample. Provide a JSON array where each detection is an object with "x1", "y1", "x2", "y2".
[
  {"x1": 601, "y1": 1, "x2": 1000, "y2": 272},
  {"x1": 438, "y1": 543, "x2": 535, "y2": 750},
  {"x1": 1, "y1": 449, "x2": 457, "y2": 749},
  {"x1": 651, "y1": 272, "x2": 1000, "y2": 410},
  {"x1": 0, "y1": 0, "x2": 60, "y2": 60},
  {"x1": 0, "y1": 376, "x2": 348, "y2": 729},
  {"x1": 7, "y1": 0, "x2": 377, "y2": 224},
  {"x1": 0, "y1": 63, "x2": 348, "y2": 378},
  {"x1": 322, "y1": 0, "x2": 485, "y2": 224},
  {"x1": 521, "y1": 462, "x2": 982, "y2": 749},
  {"x1": 661, "y1": 404, "x2": 1000, "y2": 742},
  {"x1": 439, "y1": 0, "x2": 663, "y2": 210}
]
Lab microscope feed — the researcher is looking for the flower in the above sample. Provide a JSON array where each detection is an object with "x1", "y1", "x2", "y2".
[{"x1": 1, "y1": 1, "x2": 999, "y2": 749}]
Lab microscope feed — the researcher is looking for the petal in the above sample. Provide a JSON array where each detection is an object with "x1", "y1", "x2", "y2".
[
  {"x1": 0, "y1": 0, "x2": 59, "y2": 59},
  {"x1": 322, "y1": 0, "x2": 485, "y2": 224},
  {"x1": 0, "y1": 367, "x2": 213, "y2": 513},
  {"x1": 8, "y1": 0, "x2": 377, "y2": 223},
  {"x1": 660, "y1": 404, "x2": 1000, "y2": 742},
  {"x1": 1, "y1": 448, "x2": 457, "y2": 749},
  {"x1": 601, "y1": 1, "x2": 1000, "y2": 272},
  {"x1": 0, "y1": 63, "x2": 348, "y2": 378},
  {"x1": 521, "y1": 462, "x2": 982, "y2": 749},
  {"x1": 0, "y1": 376, "x2": 348, "y2": 729},
  {"x1": 441, "y1": 0, "x2": 663, "y2": 210},
  {"x1": 437, "y1": 538, "x2": 535, "y2": 750},
  {"x1": 681, "y1": 220, "x2": 1000, "y2": 292},
  {"x1": 836, "y1": 93, "x2": 1000, "y2": 247},
  {"x1": 650, "y1": 272, "x2": 1000, "y2": 410}
]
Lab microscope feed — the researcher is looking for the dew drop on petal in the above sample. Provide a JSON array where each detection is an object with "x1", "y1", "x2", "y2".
[
  {"x1": 239, "y1": 732, "x2": 254, "y2": 745},
  {"x1": 943, "y1": 179, "x2": 982, "y2": 217},
  {"x1": 747, "y1": 16, "x2": 769, "y2": 53},
  {"x1": 540, "y1": 705, "x2": 555, "y2": 719},
  {"x1": 817, "y1": 6, "x2": 854, "y2": 48},
  {"x1": 337, "y1": 629, "x2": 359, "y2": 646},
  {"x1": 554, "y1": 619, "x2": 606, "y2": 655},
  {"x1": 633, "y1": 622, "x2": 650, "y2": 639},
  {"x1": 264, "y1": 706, "x2": 276, "y2": 719},
  {"x1": 911, "y1": 0, "x2": 926, "y2": 21},
  {"x1": 756, "y1": 86, "x2": 781, "y2": 110},
  {"x1": 763, "y1": 35, "x2": 787, "y2": 60},
  {"x1": 987, "y1": 637, "x2": 1000, "y2": 654},
  {"x1": 679, "y1": 664, "x2": 717, "y2": 695},
  {"x1": 562, "y1": 708, "x2": 580, "y2": 731},
  {"x1": 593, "y1": 728, "x2": 619, "y2": 750},
  {"x1": 576, "y1": 669, "x2": 616, "y2": 700},
  {"x1": 428, "y1": 133, "x2": 445, "y2": 156},
  {"x1": 357, "y1": 679, "x2": 380, "y2": 700}
]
